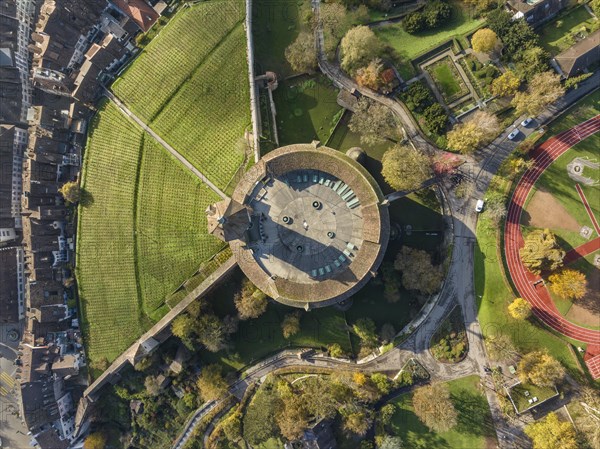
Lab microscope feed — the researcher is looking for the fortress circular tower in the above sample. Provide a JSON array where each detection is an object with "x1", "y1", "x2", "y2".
[{"x1": 206, "y1": 143, "x2": 390, "y2": 309}]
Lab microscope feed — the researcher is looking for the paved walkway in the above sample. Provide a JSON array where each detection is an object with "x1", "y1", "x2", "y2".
[
  {"x1": 563, "y1": 236, "x2": 600, "y2": 265},
  {"x1": 104, "y1": 88, "x2": 228, "y2": 199},
  {"x1": 504, "y1": 115, "x2": 600, "y2": 347},
  {"x1": 575, "y1": 183, "x2": 600, "y2": 235}
]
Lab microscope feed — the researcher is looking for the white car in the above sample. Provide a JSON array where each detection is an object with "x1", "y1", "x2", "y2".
[
  {"x1": 508, "y1": 129, "x2": 520, "y2": 140},
  {"x1": 475, "y1": 199, "x2": 485, "y2": 213},
  {"x1": 521, "y1": 117, "x2": 533, "y2": 127}
]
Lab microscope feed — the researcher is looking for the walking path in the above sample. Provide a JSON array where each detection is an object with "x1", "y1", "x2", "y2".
[
  {"x1": 312, "y1": 0, "x2": 440, "y2": 156},
  {"x1": 563, "y1": 236, "x2": 600, "y2": 265},
  {"x1": 504, "y1": 116, "x2": 600, "y2": 349},
  {"x1": 575, "y1": 183, "x2": 600, "y2": 235},
  {"x1": 104, "y1": 88, "x2": 228, "y2": 199}
]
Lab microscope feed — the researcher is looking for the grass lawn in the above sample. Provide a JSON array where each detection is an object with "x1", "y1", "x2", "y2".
[
  {"x1": 386, "y1": 375, "x2": 497, "y2": 448},
  {"x1": 77, "y1": 101, "x2": 146, "y2": 365},
  {"x1": 507, "y1": 382, "x2": 558, "y2": 414},
  {"x1": 113, "y1": 0, "x2": 250, "y2": 192},
  {"x1": 77, "y1": 101, "x2": 227, "y2": 367},
  {"x1": 426, "y1": 57, "x2": 469, "y2": 103},
  {"x1": 273, "y1": 75, "x2": 343, "y2": 146},
  {"x1": 253, "y1": 0, "x2": 310, "y2": 77},
  {"x1": 373, "y1": 1, "x2": 484, "y2": 61},
  {"x1": 136, "y1": 138, "x2": 225, "y2": 318},
  {"x1": 537, "y1": 5, "x2": 598, "y2": 55}
]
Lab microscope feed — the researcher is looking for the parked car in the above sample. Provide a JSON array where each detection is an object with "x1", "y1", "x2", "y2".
[
  {"x1": 475, "y1": 199, "x2": 485, "y2": 213},
  {"x1": 521, "y1": 117, "x2": 533, "y2": 127},
  {"x1": 508, "y1": 129, "x2": 520, "y2": 140}
]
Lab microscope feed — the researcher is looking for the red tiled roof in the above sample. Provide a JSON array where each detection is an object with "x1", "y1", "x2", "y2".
[{"x1": 112, "y1": 0, "x2": 159, "y2": 32}]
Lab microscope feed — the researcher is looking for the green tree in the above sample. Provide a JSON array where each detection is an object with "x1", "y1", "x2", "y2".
[
  {"x1": 84, "y1": 432, "x2": 107, "y2": 449},
  {"x1": 471, "y1": 28, "x2": 499, "y2": 53},
  {"x1": 516, "y1": 46, "x2": 550, "y2": 81},
  {"x1": 525, "y1": 412, "x2": 578, "y2": 449},
  {"x1": 197, "y1": 364, "x2": 228, "y2": 401},
  {"x1": 381, "y1": 145, "x2": 432, "y2": 192},
  {"x1": 281, "y1": 311, "x2": 301, "y2": 339},
  {"x1": 422, "y1": 103, "x2": 448, "y2": 135},
  {"x1": 196, "y1": 313, "x2": 228, "y2": 352},
  {"x1": 394, "y1": 246, "x2": 443, "y2": 295},
  {"x1": 491, "y1": 70, "x2": 521, "y2": 97},
  {"x1": 144, "y1": 375, "x2": 162, "y2": 397},
  {"x1": 371, "y1": 373, "x2": 393, "y2": 395},
  {"x1": 447, "y1": 110, "x2": 500, "y2": 154},
  {"x1": 402, "y1": 11, "x2": 424, "y2": 33},
  {"x1": 412, "y1": 383, "x2": 457, "y2": 432},
  {"x1": 277, "y1": 395, "x2": 309, "y2": 441},
  {"x1": 591, "y1": 0, "x2": 600, "y2": 16},
  {"x1": 353, "y1": 317, "x2": 378, "y2": 348},
  {"x1": 508, "y1": 297, "x2": 532, "y2": 320},
  {"x1": 59, "y1": 181, "x2": 81, "y2": 204},
  {"x1": 548, "y1": 269, "x2": 587, "y2": 301},
  {"x1": 512, "y1": 71, "x2": 564, "y2": 117},
  {"x1": 519, "y1": 228, "x2": 565, "y2": 274},
  {"x1": 349, "y1": 97, "x2": 399, "y2": 145},
  {"x1": 356, "y1": 58, "x2": 385, "y2": 90},
  {"x1": 380, "y1": 403, "x2": 396, "y2": 426},
  {"x1": 285, "y1": 31, "x2": 317, "y2": 73},
  {"x1": 518, "y1": 351, "x2": 565, "y2": 387},
  {"x1": 340, "y1": 26, "x2": 382, "y2": 73},
  {"x1": 234, "y1": 281, "x2": 268, "y2": 320},
  {"x1": 171, "y1": 314, "x2": 195, "y2": 348},
  {"x1": 221, "y1": 410, "x2": 243, "y2": 443},
  {"x1": 485, "y1": 333, "x2": 517, "y2": 361},
  {"x1": 344, "y1": 410, "x2": 371, "y2": 436},
  {"x1": 378, "y1": 435, "x2": 403, "y2": 449},
  {"x1": 328, "y1": 342, "x2": 345, "y2": 358}
]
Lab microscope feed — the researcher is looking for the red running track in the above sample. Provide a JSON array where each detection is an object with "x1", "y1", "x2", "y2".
[{"x1": 504, "y1": 115, "x2": 600, "y2": 349}]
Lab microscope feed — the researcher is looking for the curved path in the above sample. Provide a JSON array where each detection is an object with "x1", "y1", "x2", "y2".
[{"x1": 504, "y1": 115, "x2": 600, "y2": 346}]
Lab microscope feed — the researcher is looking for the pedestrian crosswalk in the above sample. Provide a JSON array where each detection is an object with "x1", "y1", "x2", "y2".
[{"x1": 0, "y1": 371, "x2": 15, "y2": 395}]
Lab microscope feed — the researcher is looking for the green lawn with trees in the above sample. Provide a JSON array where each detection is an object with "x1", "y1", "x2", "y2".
[
  {"x1": 474, "y1": 187, "x2": 582, "y2": 379},
  {"x1": 77, "y1": 101, "x2": 226, "y2": 369},
  {"x1": 537, "y1": 5, "x2": 598, "y2": 55},
  {"x1": 373, "y1": 0, "x2": 484, "y2": 61},
  {"x1": 112, "y1": 0, "x2": 250, "y2": 191},
  {"x1": 272, "y1": 76, "x2": 343, "y2": 146},
  {"x1": 385, "y1": 375, "x2": 496, "y2": 448}
]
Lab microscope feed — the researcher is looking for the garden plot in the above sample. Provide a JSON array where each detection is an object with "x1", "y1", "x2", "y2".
[{"x1": 425, "y1": 56, "x2": 470, "y2": 104}]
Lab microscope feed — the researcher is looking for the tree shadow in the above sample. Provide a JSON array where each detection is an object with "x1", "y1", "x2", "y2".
[
  {"x1": 451, "y1": 389, "x2": 495, "y2": 437},
  {"x1": 80, "y1": 188, "x2": 94, "y2": 207}
]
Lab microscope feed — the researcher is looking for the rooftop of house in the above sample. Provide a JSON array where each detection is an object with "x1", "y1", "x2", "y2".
[
  {"x1": 111, "y1": 0, "x2": 160, "y2": 32},
  {"x1": 554, "y1": 29, "x2": 600, "y2": 76}
]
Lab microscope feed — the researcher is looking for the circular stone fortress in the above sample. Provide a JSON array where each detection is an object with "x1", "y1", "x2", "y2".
[{"x1": 207, "y1": 143, "x2": 390, "y2": 309}]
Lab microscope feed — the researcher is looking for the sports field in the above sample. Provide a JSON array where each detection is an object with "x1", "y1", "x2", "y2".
[
  {"x1": 112, "y1": 0, "x2": 251, "y2": 191},
  {"x1": 77, "y1": 102, "x2": 226, "y2": 365}
]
